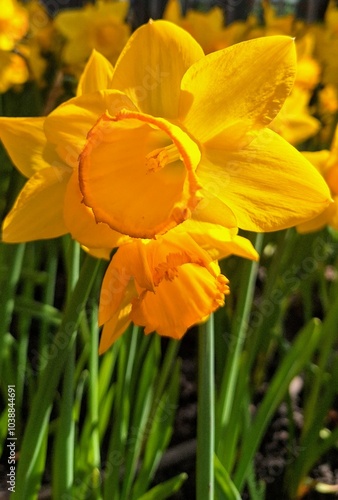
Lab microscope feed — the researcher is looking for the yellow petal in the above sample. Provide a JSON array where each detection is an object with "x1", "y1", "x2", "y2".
[
  {"x1": 190, "y1": 187, "x2": 237, "y2": 228},
  {"x1": 79, "y1": 109, "x2": 201, "y2": 239},
  {"x1": 112, "y1": 19, "x2": 204, "y2": 118},
  {"x1": 99, "y1": 277, "x2": 136, "y2": 354},
  {"x1": 2, "y1": 167, "x2": 69, "y2": 242},
  {"x1": 44, "y1": 90, "x2": 137, "y2": 168},
  {"x1": 0, "y1": 117, "x2": 56, "y2": 177},
  {"x1": 81, "y1": 245, "x2": 111, "y2": 260},
  {"x1": 99, "y1": 252, "x2": 139, "y2": 325},
  {"x1": 199, "y1": 129, "x2": 331, "y2": 232},
  {"x1": 77, "y1": 49, "x2": 114, "y2": 96},
  {"x1": 176, "y1": 220, "x2": 258, "y2": 261},
  {"x1": 297, "y1": 198, "x2": 338, "y2": 233},
  {"x1": 223, "y1": 235, "x2": 259, "y2": 261},
  {"x1": 99, "y1": 308, "x2": 132, "y2": 354},
  {"x1": 63, "y1": 169, "x2": 131, "y2": 250},
  {"x1": 179, "y1": 36, "x2": 296, "y2": 145}
]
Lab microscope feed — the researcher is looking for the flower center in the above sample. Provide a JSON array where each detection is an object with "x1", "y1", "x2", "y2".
[
  {"x1": 145, "y1": 143, "x2": 181, "y2": 173},
  {"x1": 153, "y1": 252, "x2": 204, "y2": 286}
]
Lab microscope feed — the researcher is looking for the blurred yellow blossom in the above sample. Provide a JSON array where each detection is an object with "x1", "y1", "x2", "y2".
[
  {"x1": 0, "y1": 50, "x2": 29, "y2": 92},
  {"x1": 270, "y1": 86, "x2": 321, "y2": 145},
  {"x1": 295, "y1": 56, "x2": 321, "y2": 91},
  {"x1": 318, "y1": 84, "x2": 338, "y2": 114},
  {"x1": 0, "y1": 0, "x2": 29, "y2": 50},
  {"x1": 302, "y1": 2, "x2": 338, "y2": 91},
  {"x1": 54, "y1": 0, "x2": 130, "y2": 71},
  {"x1": 164, "y1": 0, "x2": 251, "y2": 52},
  {"x1": 298, "y1": 127, "x2": 338, "y2": 232}
]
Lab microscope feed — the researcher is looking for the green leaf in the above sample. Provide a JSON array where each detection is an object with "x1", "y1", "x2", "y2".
[
  {"x1": 131, "y1": 359, "x2": 180, "y2": 498},
  {"x1": 137, "y1": 473, "x2": 188, "y2": 500},
  {"x1": 214, "y1": 454, "x2": 241, "y2": 500},
  {"x1": 234, "y1": 318, "x2": 322, "y2": 492}
]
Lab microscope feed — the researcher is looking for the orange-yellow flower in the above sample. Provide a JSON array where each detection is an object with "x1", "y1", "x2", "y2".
[
  {"x1": 297, "y1": 127, "x2": 338, "y2": 232},
  {"x1": 0, "y1": 21, "x2": 331, "y2": 251},
  {"x1": 98, "y1": 230, "x2": 258, "y2": 353}
]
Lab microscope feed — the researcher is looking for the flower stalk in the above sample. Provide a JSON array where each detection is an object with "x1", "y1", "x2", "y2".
[{"x1": 197, "y1": 314, "x2": 215, "y2": 500}]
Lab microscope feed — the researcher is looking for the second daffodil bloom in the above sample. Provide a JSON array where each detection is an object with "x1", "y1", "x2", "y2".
[
  {"x1": 98, "y1": 229, "x2": 259, "y2": 353},
  {"x1": 0, "y1": 21, "x2": 332, "y2": 251}
]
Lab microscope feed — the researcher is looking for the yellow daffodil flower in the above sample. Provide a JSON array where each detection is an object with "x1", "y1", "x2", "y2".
[
  {"x1": 318, "y1": 84, "x2": 338, "y2": 114},
  {"x1": 54, "y1": 0, "x2": 130, "y2": 70},
  {"x1": 298, "y1": 127, "x2": 338, "y2": 232},
  {"x1": 270, "y1": 86, "x2": 320, "y2": 145},
  {"x1": 0, "y1": 21, "x2": 331, "y2": 250},
  {"x1": 0, "y1": 50, "x2": 29, "y2": 92},
  {"x1": 23, "y1": 0, "x2": 56, "y2": 87},
  {"x1": 98, "y1": 230, "x2": 259, "y2": 352},
  {"x1": 0, "y1": 0, "x2": 29, "y2": 51},
  {"x1": 163, "y1": 0, "x2": 226, "y2": 53}
]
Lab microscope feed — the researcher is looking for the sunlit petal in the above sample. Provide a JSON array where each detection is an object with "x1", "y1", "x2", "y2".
[
  {"x1": 2, "y1": 167, "x2": 69, "y2": 242},
  {"x1": 179, "y1": 36, "x2": 296, "y2": 146},
  {"x1": 199, "y1": 129, "x2": 331, "y2": 231},
  {"x1": 112, "y1": 19, "x2": 204, "y2": 118},
  {"x1": 77, "y1": 49, "x2": 114, "y2": 96},
  {"x1": 44, "y1": 90, "x2": 137, "y2": 167},
  {"x1": 0, "y1": 117, "x2": 57, "y2": 177}
]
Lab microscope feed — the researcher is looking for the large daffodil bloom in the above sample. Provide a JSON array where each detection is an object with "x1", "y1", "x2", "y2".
[
  {"x1": 297, "y1": 127, "x2": 338, "y2": 233},
  {"x1": 98, "y1": 230, "x2": 258, "y2": 353},
  {"x1": 0, "y1": 21, "x2": 331, "y2": 250}
]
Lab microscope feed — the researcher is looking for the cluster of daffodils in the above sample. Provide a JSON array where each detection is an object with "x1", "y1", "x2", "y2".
[{"x1": 0, "y1": 19, "x2": 332, "y2": 352}]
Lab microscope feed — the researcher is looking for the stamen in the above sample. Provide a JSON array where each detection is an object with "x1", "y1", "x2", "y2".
[
  {"x1": 146, "y1": 143, "x2": 181, "y2": 172},
  {"x1": 153, "y1": 252, "x2": 191, "y2": 285}
]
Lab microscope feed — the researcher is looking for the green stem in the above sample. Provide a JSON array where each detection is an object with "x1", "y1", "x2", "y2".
[
  {"x1": 88, "y1": 311, "x2": 101, "y2": 492},
  {"x1": 197, "y1": 314, "x2": 215, "y2": 500},
  {"x1": 13, "y1": 254, "x2": 101, "y2": 499},
  {"x1": 216, "y1": 232, "x2": 263, "y2": 462}
]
